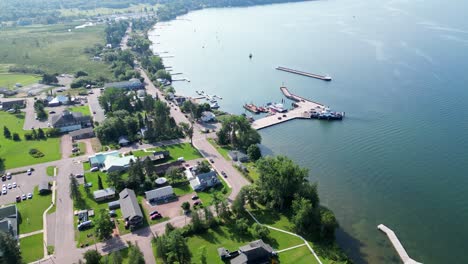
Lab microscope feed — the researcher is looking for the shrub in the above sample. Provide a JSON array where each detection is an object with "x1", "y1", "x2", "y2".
[
  {"x1": 12, "y1": 133, "x2": 20, "y2": 141},
  {"x1": 29, "y1": 148, "x2": 45, "y2": 158},
  {"x1": 24, "y1": 133, "x2": 34, "y2": 140}
]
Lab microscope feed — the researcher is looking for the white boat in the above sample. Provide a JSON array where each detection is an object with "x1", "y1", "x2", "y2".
[{"x1": 210, "y1": 102, "x2": 220, "y2": 109}]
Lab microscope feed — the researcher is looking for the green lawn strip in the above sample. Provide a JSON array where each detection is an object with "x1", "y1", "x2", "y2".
[
  {"x1": 20, "y1": 233, "x2": 44, "y2": 263},
  {"x1": 0, "y1": 23, "x2": 114, "y2": 79},
  {"x1": 17, "y1": 186, "x2": 52, "y2": 234},
  {"x1": 101, "y1": 247, "x2": 130, "y2": 264},
  {"x1": 248, "y1": 205, "x2": 294, "y2": 231},
  {"x1": 196, "y1": 176, "x2": 231, "y2": 206},
  {"x1": 0, "y1": 112, "x2": 61, "y2": 169},
  {"x1": 0, "y1": 73, "x2": 41, "y2": 88},
  {"x1": 68, "y1": 105, "x2": 91, "y2": 116},
  {"x1": 278, "y1": 245, "x2": 319, "y2": 264},
  {"x1": 46, "y1": 166, "x2": 56, "y2": 177},
  {"x1": 173, "y1": 183, "x2": 193, "y2": 196},
  {"x1": 83, "y1": 161, "x2": 91, "y2": 171},
  {"x1": 207, "y1": 138, "x2": 231, "y2": 160},
  {"x1": 133, "y1": 143, "x2": 202, "y2": 162},
  {"x1": 70, "y1": 142, "x2": 86, "y2": 157}
]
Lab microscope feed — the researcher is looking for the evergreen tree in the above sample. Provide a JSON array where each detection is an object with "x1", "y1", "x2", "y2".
[
  {"x1": 97, "y1": 175, "x2": 104, "y2": 190},
  {"x1": 128, "y1": 242, "x2": 145, "y2": 264},
  {"x1": 31, "y1": 128, "x2": 37, "y2": 139},
  {"x1": 37, "y1": 128, "x2": 45, "y2": 139},
  {"x1": 247, "y1": 144, "x2": 262, "y2": 161},
  {"x1": 69, "y1": 176, "x2": 81, "y2": 201},
  {"x1": 83, "y1": 250, "x2": 101, "y2": 264},
  {"x1": 0, "y1": 231, "x2": 22, "y2": 264},
  {"x1": 12, "y1": 133, "x2": 20, "y2": 141},
  {"x1": 3, "y1": 126, "x2": 11, "y2": 139}
]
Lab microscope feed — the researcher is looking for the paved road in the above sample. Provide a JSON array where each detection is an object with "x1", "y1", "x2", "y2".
[{"x1": 88, "y1": 88, "x2": 105, "y2": 123}]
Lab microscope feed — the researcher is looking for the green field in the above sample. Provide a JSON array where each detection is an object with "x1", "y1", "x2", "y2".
[
  {"x1": 101, "y1": 247, "x2": 130, "y2": 264},
  {"x1": 0, "y1": 73, "x2": 41, "y2": 89},
  {"x1": 20, "y1": 233, "x2": 44, "y2": 263},
  {"x1": 133, "y1": 143, "x2": 203, "y2": 162},
  {"x1": 16, "y1": 186, "x2": 52, "y2": 234},
  {"x1": 60, "y1": 4, "x2": 159, "y2": 17},
  {"x1": 0, "y1": 23, "x2": 113, "y2": 79},
  {"x1": 46, "y1": 166, "x2": 56, "y2": 177},
  {"x1": 68, "y1": 105, "x2": 91, "y2": 116},
  {"x1": 0, "y1": 111, "x2": 61, "y2": 169},
  {"x1": 278, "y1": 245, "x2": 318, "y2": 264}
]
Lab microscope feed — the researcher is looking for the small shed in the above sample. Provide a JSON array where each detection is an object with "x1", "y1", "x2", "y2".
[
  {"x1": 38, "y1": 182, "x2": 51, "y2": 194},
  {"x1": 108, "y1": 200, "x2": 121, "y2": 210},
  {"x1": 93, "y1": 188, "x2": 116, "y2": 202}
]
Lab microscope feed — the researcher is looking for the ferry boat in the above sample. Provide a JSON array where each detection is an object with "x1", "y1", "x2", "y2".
[
  {"x1": 266, "y1": 102, "x2": 287, "y2": 113},
  {"x1": 243, "y1": 104, "x2": 260, "y2": 114},
  {"x1": 310, "y1": 107, "x2": 344, "y2": 120}
]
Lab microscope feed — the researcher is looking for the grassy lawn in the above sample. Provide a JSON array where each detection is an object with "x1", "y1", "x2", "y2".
[
  {"x1": 68, "y1": 105, "x2": 91, "y2": 116},
  {"x1": 46, "y1": 166, "x2": 56, "y2": 177},
  {"x1": 173, "y1": 183, "x2": 193, "y2": 196},
  {"x1": 0, "y1": 72, "x2": 41, "y2": 88},
  {"x1": 0, "y1": 112, "x2": 61, "y2": 169},
  {"x1": 101, "y1": 247, "x2": 130, "y2": 264},
  {"x1": 196, "y1": 176, "x2": 231, "y2": 206},
  {"x1": 133, "y1": 143, "x2": 202, "y2": 162},
  {"x1": 70, "y1": 142, "x2": 86, "y2": 157},
  {"x1": 20, "y1": 233, "x2": 44, "y2": 263},
  {"x1": 278, "y1": 245, "x2": 319, "y2": 264},
  {"x1": 0, "y1": 23, "x2": 114, "y2": 79},
  {"x1": 17, "y1": 186, "x2": 52, "y2": 234}
]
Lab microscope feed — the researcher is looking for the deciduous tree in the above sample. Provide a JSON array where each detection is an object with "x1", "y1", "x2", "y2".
[{"x1": 0, "y1": 231, "x2": 22, "y2": 264}]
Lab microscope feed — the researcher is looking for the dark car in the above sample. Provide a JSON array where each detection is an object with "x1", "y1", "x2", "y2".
[
  {"x1": 1, "y1": 176, "x2": 6, "y2": 181},
  {"x1": 209, "y1": 159, "x2": 214, "y2": 164},
  {"x1": 16, "y1": 196, "x2": 21, "y2": 202},
  {"x1": 150, "y1": 213, "x2": 162, "y2": 220},
  {"x1": 149, "y1": 210, "x2": 159, "y2": 216},
  {"x1": 191, "y1": 195, "x2": 199, "y2": 200},
  {"x1": 221, "y1": 171, "x2": 227, "y2": 178},
  {"x1": 194, "y1": 200, "x2": 202, "y2": 206},
  {"x1": 109, "y1": 210, "x2": 117, "y2": 217}
]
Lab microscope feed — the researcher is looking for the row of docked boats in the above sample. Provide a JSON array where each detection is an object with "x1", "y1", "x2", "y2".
[
  {"x1": 195, "y1": 90, "x2": 221, "y2": 109},
  {"x1": 244, "y1": 102, "x2": 287, "y2": 114},
  {"x1": 310, "y1": 107, "x2": 344, "y2": 120}
]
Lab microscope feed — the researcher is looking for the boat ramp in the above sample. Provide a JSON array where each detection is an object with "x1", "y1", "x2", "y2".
[
  {"x1": 251, "y1": 87, "x2": 341, "y2": 130},
  {"x1": 377, "y1": 224, "x2": 422, "y2": 264}
]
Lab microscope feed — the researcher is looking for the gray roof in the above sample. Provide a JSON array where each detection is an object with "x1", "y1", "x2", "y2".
[
  {"x1": 69, "y1": 127, "x2": 94, "y2": 137},
  {"x1": 119, "y1": 188, "x2": 143, "y2": 220},
  {"x1": 0, "y1": 205, "x2": 18, "y2": 240},
  {"x1": 104, "y1": 79, "x2": 144, "y2": 90},
  {"x1": 51, "y1": 111, "x2": 91, "y2": 127},
  {"x1": 231, "y1": 240, "x2": 273, "y2": 264},
  {"x1": 93, "y1": 188, "x2": 115, "y2": 200},
  {"x1": 118, "y1": 136, "x2": 130, "y2": 144},
  {"x1": 0, "y1": 99, "x2": 25, "y2": 109},
  {"x1": 38, "y1": 182, "x2": 49, "y2": 191}
]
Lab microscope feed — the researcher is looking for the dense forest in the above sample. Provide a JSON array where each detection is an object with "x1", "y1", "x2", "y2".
[{"x1": 0, "y1": 0, "x2": 309, "y2": 24}]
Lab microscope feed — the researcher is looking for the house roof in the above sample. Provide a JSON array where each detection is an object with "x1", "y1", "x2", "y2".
[
  {"x1": 145, "y1": 186, "x2": 174, "y2": 200},
  {"x1": 103, "y1": 155, "x2": 135, "y2": 171},
  {"x1": 231, "y1": 240, "x2": 274, "y2": 264},
  {"x1": 0, "y1": 205, "x2": 18, "y2": 240},
  {"x1": 104, "y1": 79, "x2": 143, "y2": 89},
  {"x1": 38, "y1": 181, "x2": 49, "y2": 191},
  {"x1": 118, "y1": 136, "x2": 130, "y2": 144},
  {"x1": 89, "y1": 151, "x2": 120, "y2": 165},
  {"x1": 93, "y1": 188, "x2": 115, "y2": 200},
  {"x1": 69, "y1": 127, "x2": 94, "y2": 138},
  {"x1": 0, "y1": 99, "x2": 25, "y2": 109},
  {"x1": 51, "y1": 111, "x2": 90, "y2": 127},
  {"x1": 119, "y1": 188, "x2": 143, "y2": 220}
]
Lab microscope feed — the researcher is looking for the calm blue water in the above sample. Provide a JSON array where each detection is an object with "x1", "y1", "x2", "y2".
[{"x1": 150, "y1": 0, "x2": 468, "y2": 263}]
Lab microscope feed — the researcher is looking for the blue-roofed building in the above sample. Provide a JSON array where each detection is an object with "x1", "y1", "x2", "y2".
[
  {"x1": 88, "y1": 151, "x2": 120, "y2": 168},
  {"x1": 104, "y1": 155, "x2": 136, "y2": 173}
]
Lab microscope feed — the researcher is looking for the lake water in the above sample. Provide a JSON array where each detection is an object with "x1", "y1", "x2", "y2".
[{"x1": 149, "y1": 0, "x2": 468, "y2": 263}]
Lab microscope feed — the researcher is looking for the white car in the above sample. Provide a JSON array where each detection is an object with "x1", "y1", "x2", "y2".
[
  {"x1": 2, "y1": 188, "x2": 7, "y2": 195},
  {"x1": 2, "y1": 184, "x2": 5, "y2": 189},
  {"x1": 27, "y1": 193, "x2": 33, "y2": 199},
  {"x1": 90, "y1": 167, "x2": 99, "y2": 172},
  {"x1": 7, "y1": 183, "x2": 11, "y2": 189},
  {"x1": 12, "y1": 182, "x2": 17, "y2": 188}
]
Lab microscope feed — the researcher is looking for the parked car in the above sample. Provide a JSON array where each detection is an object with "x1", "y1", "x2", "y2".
[
  {"x1": 109, "y1": 210, "x2": 117, "y2": 217},
  {"x1": 16, "y1": 196, "x2": 21, "y2": 202},
  {"x1": 194, "y1": 200, "x2": 202, "y2": 206},
  {"x1": 78, "y1": 220, "x2": 93, "y2": 231},
  {"x1": 27, "y1": 193, "x2": 33, "y2": 199},
  {"x1": 149, "y1": 210, "x2": 159, "y2": 216},
  {"x1": 6, "y1": 172, "x2": 12, "y2": 180},
  {"x1": 7, "y1": 184, "x2": 11, "y2": 189},
  {"x1": 191, "y1": 195, "x2": 199, "y2": 200},
  {"x1": 12, "y1": 182, "x2": 16, "y2": 188},
  {"x1": 49, "y1": 111, "x2": 56, "y2": 114},
  {"x1": 150, "y1": 213, "x2": 162, "y2": 220},
  {"x1": 2, "y1": 188, "x2": 7, "y2": 195},
  {"x1": 90, "y1": 167, "x2": 99, "y2": 172},
  {"x1": 221, "y1": 171, "x2": 227, "y2": 178},
  {"x1": 209, "y1": 159, "x2": 214, "y2": 163},
  {"x1": 75, "y1": 174, "x2": 84, "y2": 178},
  {"x1": 84, "y1": 183, "x2": 93, "y2": 188},
  {"x1": 2, "y1": 184, "x2": 5, "y2": 189},
  {"x1": 27, "y1": 168, "x2": 33, "y2": 175},
  {"x1": 21, "y1": 194, "x2": 27, "y2": 200},
  {"x1": 1, "y1": 176, "x2": 5, "y2": 181}
]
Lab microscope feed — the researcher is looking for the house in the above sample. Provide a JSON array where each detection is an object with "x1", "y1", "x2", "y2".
[
  {"x1": 51, "y1": 110, "x2": 92, "y2": 132},
  {"x1": 218, "y1": 240, "x2": 275, "y2": 264},
  {"x1": 0, "y1": 205, "x2": 18, "y2": 241},
  {"x1": 145, "y1": 186, "x2": 175, "y2": 203},
  {"x1": 174, "y1": 96, "x2": 186, "y2": 105},
  {"x1": 0, "y1": 99, "x2": 25, "y2": 110},
  {"x1": 142, "y1": 150, "x2": 170, "y2": 163},
  {"x1": 137, "y1": 89, "x2": 146, "y2": 99},
  {"x1": 104, "y1": 78, "x2": 144, "y2": 90},
  {"x1": 38, "y1": 182, "x2": 51, "y2": 194},
  {"x1": 189, "y1": 170, "x2": 220, "y2": 191},
  {"x1": 103, "y1": 155, "x2": 136, "y2": 173},
  {"x1": 88, "y1": 151, "x2": 120, "y2": 168},
  {"x1": 93, "y1": 188, "x2": 116, "y2": 202},
  {"x1": 118, "y1": 136, "x2": 130, "y2": 146},
  {"x1": 228, "y1": 151, "x2": 249, "y2": 163},
  {"x1": 108, "y1": 200, "x2": 120, "y2": 210},
  {"x1": 69, "y1": 127, "x2": 95, "y2": 140},
  {"x1": 201, "y1": 111, "x2": 216, "y2": 122},
  {"x1": 119, "y1": 188, "x2": 143, "y2": 227},
  {"x1": 0, "y1": 88, "x2": 18, "y2": 96}
]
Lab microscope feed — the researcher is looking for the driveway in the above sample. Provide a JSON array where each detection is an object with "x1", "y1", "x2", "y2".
[
  {"x1": 61, "y1": 134, "x2": 73, "y2": 159},
  {"x1": 142, "y1": 193, "x2": 194, "y2": 219},
  {"x1": 87, "y1": 88, "x2": 105, "y2": 123}
]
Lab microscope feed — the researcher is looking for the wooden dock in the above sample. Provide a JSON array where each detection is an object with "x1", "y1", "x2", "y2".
[
  {"x1": 251, "y1": 87, "x2": 325, "y2": 130},
  {"x1": 377, "y1": 224, "x2": 422, "y2": 264},
  {"x1": 276, "y1": 66, "x2": 332, "y2": 81}
]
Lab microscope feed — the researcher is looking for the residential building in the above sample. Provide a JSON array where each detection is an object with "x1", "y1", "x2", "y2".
[
  {"x1": 93, "y1": 188, "x2": 116, "y2": 202},
  {"x1": 38, "y1": 182, "x2": 51, "y2": 194},
  {"x1": 0, "y1": 205, "x2": 18, "y2": 241},
  {"x1": 142, "y1": 150, "x2": 170, "y2": 163},
  {"x1": 104, "y1": 78, "x2": 144, "y2": 90},
  {"x1": 145, "y1": 186, "x2": 175, "y2": 203},
  {"x1": 103, "y1": 155, "x2": 136, "y2": 173},
  {"x1": 0, "y1": 99, "x2": 25, "y2": 110},
  {"x1": 201, "y1": 111, "x2": 216, "y2": 122},
  {"x1": 47, "y1": 95, "x2": 70, "y2": 107},
  {"x1": 218, "y1": 240, "x2": 275, "y2": 264},
  {"x1": 51, "y1": 110, "x2": 92, "y2": 132},
  {"x1": 189, "y1": 170, "x2": 220, "y2": 191},
  {"x1": 228, "y1": 151, "x2": 249, "y2": 163},
  {"x1": 119, "y1": 188, "x2": 143, "y2": 227},
  {"x1": 118, "y1": 136, "x2": 130, "y2": 146},
  {"x1": 108, "y1": 201, "x2": 121, "y2": 210},
  {"x1": 88, "y1": 151, "x2": 120, "y2": 168},
  {"x1": 69, "y1": 127, "x2": 95, "y2": 140}
]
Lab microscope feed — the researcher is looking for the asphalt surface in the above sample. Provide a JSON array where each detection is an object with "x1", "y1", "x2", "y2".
[{"x1": 87, "y1": 88, "x2": 106, "y2": 123}]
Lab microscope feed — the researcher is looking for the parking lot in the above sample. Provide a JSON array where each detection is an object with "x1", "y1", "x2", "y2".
[
  {"x1": 0, "y1": 168, "x2": 51, "y2": 204},
  {"x1": 23, "y1": 101, "x2": 71, "y2": 130}
]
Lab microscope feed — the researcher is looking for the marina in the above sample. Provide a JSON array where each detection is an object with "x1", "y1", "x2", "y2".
[
  {"x1": 377, "y1": 224, "x2": 422, "y2": 264},
  {"x1": 276, "y1": 66, "x2": 332, "y2": 81},
  {"x1": 251, "y1": 86, "x2": 343, "y2": 130}
]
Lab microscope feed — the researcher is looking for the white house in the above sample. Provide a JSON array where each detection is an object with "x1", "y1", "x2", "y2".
[{"x1": 201, "y1": 111, "x2": 216, "y2": 122}]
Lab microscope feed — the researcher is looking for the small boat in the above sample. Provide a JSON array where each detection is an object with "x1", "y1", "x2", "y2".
[
  {"x1": 210, "y1": 99, "x2": 217, "y2": 103},
  {"x1": 210, "y1": 102, "x2": 220, "y2": 109},
  {"x1": 257, "y1": 106, "x2": 268, "y2": 113},
  {"x1": 243, "y1": 104, "x2": 260, "y2": 114},
  {"x1": 249, "y1": 53, "x2": 253, "y2": 59},
  {"x1": 266, "y1": 103, "x2": 287, "y2": 113},
  {"x1": 323, "y1": 76, "x2": 332, "y2": 81}
]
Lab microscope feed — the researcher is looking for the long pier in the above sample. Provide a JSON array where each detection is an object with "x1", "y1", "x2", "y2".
[
  {"x1": 276, "y1": 66, "x2": 332, "y2": 81},
  {"x1": 377, "y1": 224, "x2": 422, "y2": 264},
  {"x1": 251, "y1": 87, "x2": 325, "y2": 130}
]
